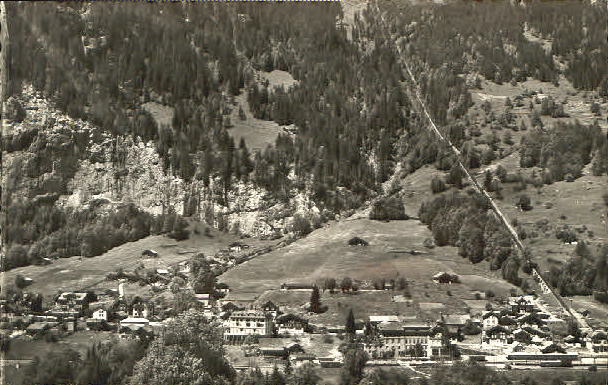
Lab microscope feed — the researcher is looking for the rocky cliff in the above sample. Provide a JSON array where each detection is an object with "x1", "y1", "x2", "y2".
[{"x1": 2, "y1": 86, "x2": 323, "y2": 240}]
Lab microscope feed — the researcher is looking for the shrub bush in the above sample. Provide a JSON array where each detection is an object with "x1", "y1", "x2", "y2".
[
  {"x1": 430, "y1": 176, "x2": 447, "y2": 194},
  {"x1": 369, "y1": 197, "x2": 409, "y2": 220}
]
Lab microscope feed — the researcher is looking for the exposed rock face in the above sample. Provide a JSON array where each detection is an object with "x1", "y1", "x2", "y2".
[{"x1": 3, "y1": 86, "x2": 321, "y2": 239}]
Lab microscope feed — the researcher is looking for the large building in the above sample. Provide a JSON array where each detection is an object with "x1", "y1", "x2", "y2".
[
  {"x1": 223, "y1": 310, "x2": 274, "y2": 341},
  {"x1": 50, "y1": 292, "x2": 89, "y2": 318},
  {"x1": 363, "y1": 321, "x2": 444, "y2": 359}
]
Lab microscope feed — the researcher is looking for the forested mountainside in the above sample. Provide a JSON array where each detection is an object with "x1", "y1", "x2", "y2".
[
  {"x1": 2, "y1": 2, "x2": 431, "y2": 270},
  {"x1": 2, "y1": 0, "x2": 608, "y2": 289}
]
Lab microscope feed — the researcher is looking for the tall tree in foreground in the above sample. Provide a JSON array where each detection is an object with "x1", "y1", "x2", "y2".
[
  {"x1": 345, "y1": 308, "x2": 356, "y2": 336},
  {"x1": 129, "y1": 311, "x2": 234, "y2": 385},
  {"x1": 309, "y1": 285, "x2": 322, "y2": 313},
  {"x1": 340, "y1": 347, "x2": 368, "y2": 385}
]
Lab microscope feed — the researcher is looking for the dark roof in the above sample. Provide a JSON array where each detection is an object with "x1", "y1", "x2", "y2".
[
  {"x1": 276, "y1": 313, "x2": 308, "y2": 324},
  {"x1": 486, "y1": 325, "x2": 510, "y2": 336}
]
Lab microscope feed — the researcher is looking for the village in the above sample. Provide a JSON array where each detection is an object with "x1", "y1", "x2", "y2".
[{"x1": 2, "y1": 239, "x2": 607, "y2": 376}]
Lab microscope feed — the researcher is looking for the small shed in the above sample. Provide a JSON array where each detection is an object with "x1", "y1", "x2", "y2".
[{"x1": 142, "y1": 250, "x2": 159, "y2": 258}]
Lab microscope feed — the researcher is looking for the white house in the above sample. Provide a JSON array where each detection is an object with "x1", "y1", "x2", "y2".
[{"x1": 92, "y1": 308, "x2": 107, "y2": 321}]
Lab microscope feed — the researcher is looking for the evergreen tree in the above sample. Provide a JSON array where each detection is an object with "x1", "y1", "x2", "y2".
[
  {"x1": 309, "y1": 286, "x2": 322, "y2": 313},
  {"x1": 345, "y1": 308, "x2": 356, "y2": 336}
]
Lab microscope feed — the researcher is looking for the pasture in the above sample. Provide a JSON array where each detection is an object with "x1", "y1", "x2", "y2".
[
  {"x1": 221, "y1": 217, "x2": 519, "y2": 323},
  {"x1": 0, "y1": 223, "x2": 274, "y2": 300}
]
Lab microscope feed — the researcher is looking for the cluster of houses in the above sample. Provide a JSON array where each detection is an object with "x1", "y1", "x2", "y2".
[{"x1": 478, "y1": 295, "x2": 608, "y2": 356}]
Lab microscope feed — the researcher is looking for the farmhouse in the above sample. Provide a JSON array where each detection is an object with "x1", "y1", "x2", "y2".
[
  {"x1": 223, "y1": 310, "x2": 274, "y2": 341},
  {"x1": 276, "y1": 313, "x2": 309, "y2": 335},
  {"x1": 483, "y1": 325, "x2": 512, "y2": 345}
]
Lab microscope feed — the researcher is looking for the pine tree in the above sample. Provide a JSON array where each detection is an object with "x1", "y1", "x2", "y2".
[
  {"x1": 310, "y1": 285, "x2": 322, "y2": 313},
  {"x1": 345, "y1": 308, "x2": 356, "y2": 335}
]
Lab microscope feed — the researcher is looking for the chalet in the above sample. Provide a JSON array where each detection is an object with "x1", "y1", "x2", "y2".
[
  {"x1": 223, "y1": 310, "x2": 274, "y2": 341},
  {"x1": 216, "y1": 283, "x2": 230, "y2": 295},
  {"x1": 276, "y1": 314, "x2": 309, "y2": 335},
  {"x1": 483, "y1": 325, "x2": 512, "y2": 345},
  {"x1": 518, "y1": 313, "x2": 545, "y2": 328},
  {"x1": 258, "y1": 338, "x2": 288, "y2": 357},
  {"x1": 259, "y1": 300, "x2": 280, "y2": 315},
  {"x1": 432, "y1": 272, "x2": 459, "y2": 284},
  {"x1": 92, "y1": 308, "x2": 108, "y2": 321},
  {"x1": 290, "y1": 353, "x2": 317, "y2": 366},
  {"x1": 120, "y1": 317, "x2": 150, "y2": 331},
  {"x1": 131, "y1": 300, "x2": 153, "y2": 319},
  {"x1": 509, "y1": 296, "x2": 535, "y2": 314},
  {"x1": 588, "y1": 330, "x2": 608, "y2": 353},
  {"x1": 257, "y1": 338, "x2": 301, "y2": 358}
]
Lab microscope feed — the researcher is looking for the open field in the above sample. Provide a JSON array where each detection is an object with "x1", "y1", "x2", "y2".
[
  {"x1": 228, "y1": 92, "x2": 282, "y2": 151},
  {"x1": 221, "y1": 217, "x2": 519, "y2": 322},
  {"x1": 227, "y1": 70, "x2": 297, "y2": 151},
  {"x1": 0, "y1": 223, "x2": 275, "y2": 301}
]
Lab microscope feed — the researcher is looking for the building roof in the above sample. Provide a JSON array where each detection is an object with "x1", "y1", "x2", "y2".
[
  {"x1": 230, "y1": 310, "x2": 268, "y2": 319},
  {"x1": 486, "y1": 325, "x2": 510, "y2": 336},
  {"x1": 369, "y1": 315, "x2": 400, "y2": 323},
  {"x1": 156, "y1": 268, "x2": 170, "y2": 274},
  {"x1": 443, "y1": 314, "x2": 470, "y2": 326},
  {"x1": 258, "y1": 337, "x2": 290, "y2": 349},
  {"x1": 222, "y1": 292, "x2": 258, "y2": 302},
  {"x1": 57, "y1": 292, "x2": 87, "y2": 301},
  {"x1": 482, "y1": 311, "x2": 502, "y2": 319},
  {"x1": 120, "y1": 317, "x2": 150, "y2": 324}
]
